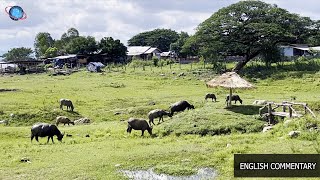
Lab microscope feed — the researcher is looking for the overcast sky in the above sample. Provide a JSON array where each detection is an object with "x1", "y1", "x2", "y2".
[{"x1": 1, "y1": 0, "x2": 320, "y2": 55}]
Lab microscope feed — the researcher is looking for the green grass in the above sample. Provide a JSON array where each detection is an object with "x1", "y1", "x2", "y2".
[{"x1": 0, "y1": 62, "x2": 319, "y2": 179}]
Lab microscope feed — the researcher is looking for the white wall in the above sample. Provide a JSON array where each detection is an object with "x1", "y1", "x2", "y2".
[{"x1": 281, "y1": 47, "x2": 294, "y2": 57}]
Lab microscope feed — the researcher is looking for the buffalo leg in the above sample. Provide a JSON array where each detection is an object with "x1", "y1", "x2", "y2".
[
  {"x1": 141, "y1": 130, "x2": 145, "y2": 136},
  {"x1": 149, "y1": 119, "x2": 155, "y2": 126},
  {"x1": 31, "y1": 135, "x2": 34, "y2": 142},
  {"x1": 47, "y1": 136, "x2": 50, "y2": 143},
  {"x1": 127, "y1": 127, "x2": 132, "y2": 133},
  {"x1": 35, "y1": 136, "x2": 39, "y2": 142}
]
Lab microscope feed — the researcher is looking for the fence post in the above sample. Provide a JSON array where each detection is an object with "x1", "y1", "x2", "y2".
[
  {"x1": 289, "y1": 105, "x2": 293, "y2": 118},
  {"x1": 268, "y1": 103, "x2": 272, "y2": 124}
]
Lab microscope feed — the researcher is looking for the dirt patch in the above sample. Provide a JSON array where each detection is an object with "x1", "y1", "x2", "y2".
[
  {"x1": 0, "y1": 88, "x2": 19, "y2": 92},
  {"x1": 120, "y1": 168, "x2": 217, "y2": 180}
]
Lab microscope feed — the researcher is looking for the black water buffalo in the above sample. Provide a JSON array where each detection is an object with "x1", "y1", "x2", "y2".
[
  {"x1": 205, "y1": 93, "x2": 217, "y2": 102},
  {"x1": 127, "y1": 118, "x2": 152, "y2": 136},
  {"x1": 226, "y1": 95, "x2": 243, "y2": 104},
  {"x1": 148, "y1": 109, "x2": 172, "y2": 125},
  {"x1": 31, "y1": 123, "x2": 64, "y2": 143},
  {"x1": 169, "y1": 100, "x2": 194, "y2": 116}
]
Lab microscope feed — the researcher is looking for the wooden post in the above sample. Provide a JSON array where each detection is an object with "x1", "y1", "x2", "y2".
[
  {"x1": 304, "y1": 105, "x2": 307, "y2": 114},
  {"x1": 289, "y1": 105, "x2": 293, "y2": 118},
  {"x1": 268, "y1": 103, "x2": 272, "y2": 124}
]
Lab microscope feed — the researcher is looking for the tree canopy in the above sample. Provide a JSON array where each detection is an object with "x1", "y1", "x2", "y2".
[
  {"x1": 98, "y1": 37, "x2": 127, "y2": 61},
  {"x1": 66, "y1": 36, "x2": 97, "y2": 54},
  {"x1": 170, "y1": 32, "x2": 190, "y2": 57},
  {"x1": 34, "y1": 32, "x2": 54, "y2": 58},
  {"x1": 44, "y1": 47, "x2": 58, "y2": 58},
  {"x1": 128, "y1": 29, "x2": 179, "y2": 52},
  {"x1": 194, "y1": 0, "x2": 313, "y2": 72},
  {"x1": 3, "y1": 47, "x2": 33, "y2": 61}
]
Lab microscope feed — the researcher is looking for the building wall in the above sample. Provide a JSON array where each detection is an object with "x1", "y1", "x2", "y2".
[{"x1": 282, "y1": 47, "x2": 294, "y2": 57}]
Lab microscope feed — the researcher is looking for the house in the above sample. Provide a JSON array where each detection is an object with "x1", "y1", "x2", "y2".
[
  {"x1": 127, "y1": 46, "x2": 161, "y2": 60},
  {"x1": 160, "y1": 51, "x2": 177, "y2": 59},
  {"x1": 280, "y1": 44, "x2": 310, "y2": 57}
]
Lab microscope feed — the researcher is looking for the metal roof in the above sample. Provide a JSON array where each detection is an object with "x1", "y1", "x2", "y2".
[
  {"x1": 293, "y1": 47, "x2": 309, "y2": 51},
  {"x1": 127, "y1": 46, "x2": 151, "y2": 56},
  {"x1": 145, "y1": 47, "x2": 160, "y2": 54},
  {"x1": 49, "y1": 54, "x2": 77, "y2": 60},
  {"x1": 160, "y1": 52, "x2": 171, "y2": 56},
  {"x1": 309, "y1": 46, "x2": 320, "y2": 51}
]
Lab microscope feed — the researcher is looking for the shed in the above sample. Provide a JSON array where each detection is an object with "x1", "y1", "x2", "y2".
[
  {"x1": 87, "y1": 62, "x2": 105, "y2": 72},
  {"x1": 127, "y1": 46, "x2": 161, "y2": 60}
]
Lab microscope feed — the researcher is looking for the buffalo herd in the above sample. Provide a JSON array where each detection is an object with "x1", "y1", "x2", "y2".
[{"x1": 28, "y1": 93, "x2": 243, "y2": 142}]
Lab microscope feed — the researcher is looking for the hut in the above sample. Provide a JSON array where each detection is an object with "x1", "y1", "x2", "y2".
[
  {"x1": 206, "y1": 72, "x2": 254, "y2": 107},
  {"x1": 87, "y1": 62, "x2": 105, "y2": 72}
]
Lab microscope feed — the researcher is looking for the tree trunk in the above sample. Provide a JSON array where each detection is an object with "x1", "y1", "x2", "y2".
[
  {"x1": 232, "y1": 51, "x2": 260, "y2": 72},
  {"x1": 232, "y1": 59, "x2": 250, "y2": 72}
]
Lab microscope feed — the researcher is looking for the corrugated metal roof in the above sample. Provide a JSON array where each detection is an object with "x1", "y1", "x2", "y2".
[
  {"x1": 51, "y1": 54, "x2": 77, "y2": 59},
  {"x1": 309, "y1": 46, "x2": 320, "y2": 51},
  {"x1": 293, "y1": 47, "x2": 309, "y2": 51},
  {"x1": 145, "y1": 48, "x2": 160, "y2": 54},
  {"x1": 127, "y1": 46, "x2": 151, "y2": 56},
  {"x1": 161, "y1": 52, "x2": 171, "y2": 56}
]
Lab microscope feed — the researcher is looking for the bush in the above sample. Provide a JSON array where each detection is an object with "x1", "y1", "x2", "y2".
[
  {"x1": 152, "y1": 57, "x2": 159, "y2": 67},
  {"x1": 129, "y1": 58, "x2": 152, "y2": 70},
  {"x1": 44, "y1": 64, "x2": 53, "y2": 69}
]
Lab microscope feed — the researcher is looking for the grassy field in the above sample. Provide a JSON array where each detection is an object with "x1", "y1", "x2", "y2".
[{"x1": 0, "y1": 62, "x2": 319, "y2": 179}]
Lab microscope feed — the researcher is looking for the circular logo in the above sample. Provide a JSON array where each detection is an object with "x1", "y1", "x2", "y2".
[{"x1": 5, "y1": 6, "x2": 27, "y2": 21}]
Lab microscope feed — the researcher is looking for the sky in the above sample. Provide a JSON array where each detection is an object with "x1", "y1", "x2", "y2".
[{"x1": 1, "y1": 0, "x2": 320, "y2": 56}]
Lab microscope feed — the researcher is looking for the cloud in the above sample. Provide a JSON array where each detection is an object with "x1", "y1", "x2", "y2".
[{"x1": 1, "y1": 0, "x2": 320, "y2": 54}]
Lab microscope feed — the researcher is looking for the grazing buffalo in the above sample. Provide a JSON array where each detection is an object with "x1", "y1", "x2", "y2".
[
  {"x1": 148, "y1": 109, "x2": 172, "y2": 125},
  {"x1": 60, "y1": 99, "x2": 74, "y2": 111},
  {"x1": 127, "y1": 118, "x2": 152, "y2": 136},
  {"x1": 31, "y1": 123, "x2": 64, "y2": 143},
  {"x1": 56, "y1": 116, "x2": 74, "y2": 126},
  {"x1": 169, "y1": 100, "x2": 194, "y2": 116},
  {"x1": 205, "y1": 93, "x2": 217, "y2": 102},
  {"x1": 226, "y1": 95, "x2": 243, "y2": 104}
]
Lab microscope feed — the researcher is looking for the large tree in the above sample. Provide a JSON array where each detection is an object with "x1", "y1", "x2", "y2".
[
  {"x1": 180, "y1": 35, "x2": 200, "y2": 57},
  {"x1": 195, "y1": 0, "x2": 312, "y2": 72},
  {"x1": 66, "y1": 36, "x2": 97, "y2": 54},
  {"x1": 170, "y1": 31, "x2": 189, "y2": 57},
  {"x1": 44, "y1": 47, "x2": 58, "y2": 58},
  {"x1": 61, "y1": 27, "x2": 80, "y2": 42},
  {"x1": 98, "y1": 37, "x2": 127, "y2": 62},
  {"x1": 34, "y1": 32, "x2": 54, "y2": 58},
  {"x1": 128, "y1": 29, "x2": 179, "y2": 52},
  {"x1": 3, "y1": 47, "x2": 33, "y2": 61},
  {"x1": 307, "y1": 20, "x2": 320, "y2": 46}
]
